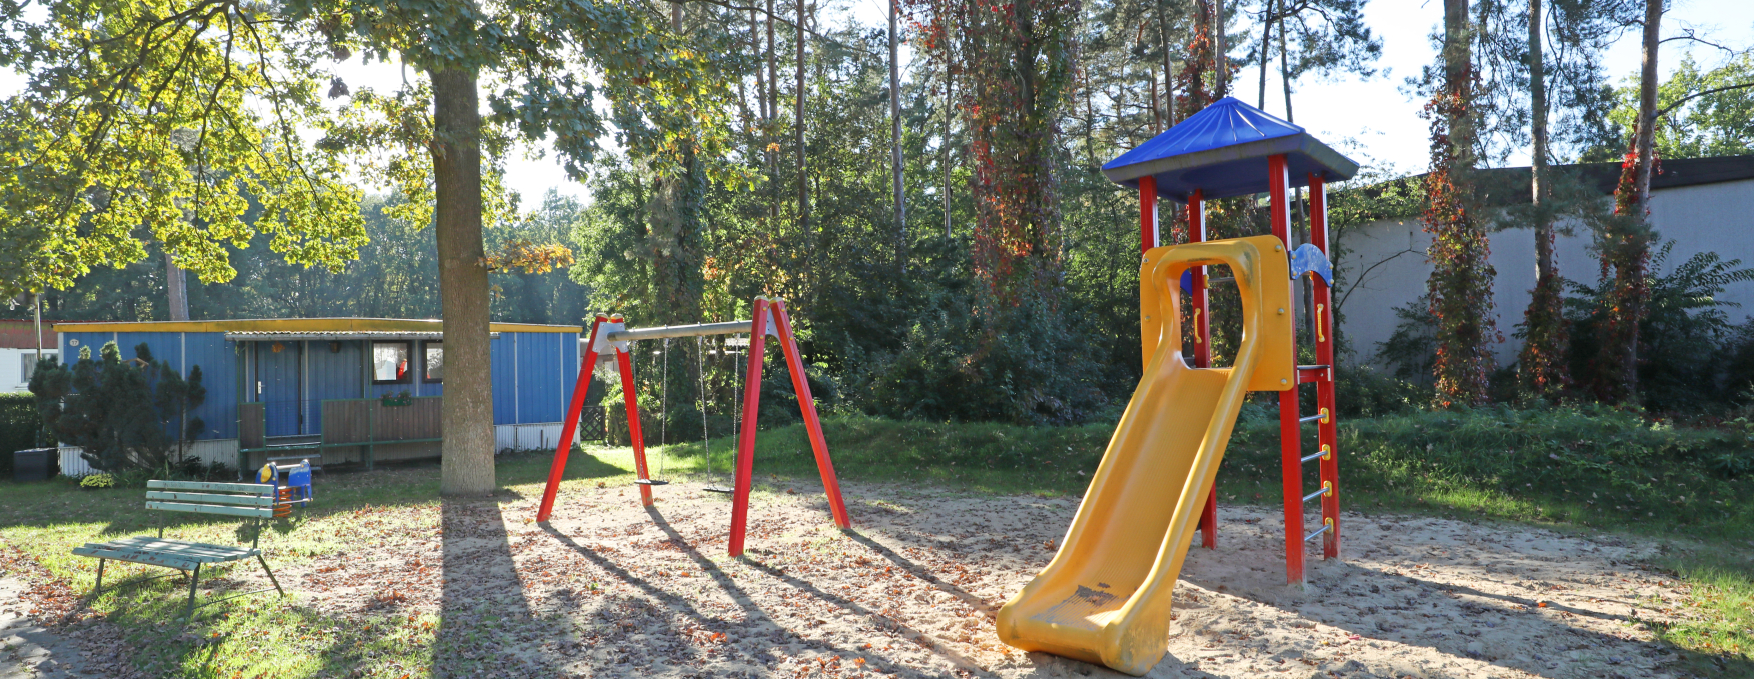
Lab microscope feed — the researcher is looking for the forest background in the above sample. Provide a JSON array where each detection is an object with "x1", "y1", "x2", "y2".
[{"x1": 6, "y1": 0, "x2": 1754, "y2": 428}]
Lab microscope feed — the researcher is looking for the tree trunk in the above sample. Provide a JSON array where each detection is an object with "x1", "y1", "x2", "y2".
[
  {"x1": 1213, "y1": 0, "x2": 1226, "y2": 97},
  {"x1": 1257, "y1": 0, "x2": 1271, "y2": 108},
  {"x1": 431, "y1": 66, "x2": 495, "y2": 496},
  {"x1": 164, "y1": 250, "x2": 189, "y2": 321},
  {"x1": 1155, "y1": 0, "x2": 1174, "y2": 123},
  {"x1": 1623, "y1": 0, "x2": 1663, "y2": 398},
  {"x1": 796, "y1": 0, "x2": 808, "y2": 234},
  {"x1": 1278, "y1": 9, "x2": 1292, "y2": 121},
  {"x1": 944, "y1": 13, "x2": 954, "y2": 240},
  {"x1": 1518, "y1": 0, "x2": 1567, "y2": 399},
  {"x1": 890, "y1": 0, "x2": 906, "y2": 267}
]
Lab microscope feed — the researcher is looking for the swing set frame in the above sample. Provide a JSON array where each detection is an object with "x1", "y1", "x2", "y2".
[{"x1": 535, "y1": 296, "x2": 852, "y2": 557}]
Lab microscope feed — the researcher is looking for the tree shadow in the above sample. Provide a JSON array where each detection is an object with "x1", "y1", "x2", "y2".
[{"x1": 433, "y1": 496, "x2": 564, "y2": 676}]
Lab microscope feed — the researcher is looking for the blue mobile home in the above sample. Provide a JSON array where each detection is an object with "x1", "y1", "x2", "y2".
[{"x1": 52, "y1": 319, "x2": 581, "y2": 474}]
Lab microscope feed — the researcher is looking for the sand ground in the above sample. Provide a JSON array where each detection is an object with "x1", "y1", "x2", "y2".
[{"x1": 2, "y1": 475, "x2": 1705, "y2": 678}]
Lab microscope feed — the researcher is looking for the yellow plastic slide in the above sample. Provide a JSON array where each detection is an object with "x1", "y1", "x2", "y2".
[{"x1": 996, "y1": 235, "x2": 1293, "y2": 676}]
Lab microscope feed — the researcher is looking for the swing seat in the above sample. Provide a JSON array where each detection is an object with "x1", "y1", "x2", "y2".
[
  {"x1": 633, "y1": 479, "x2": 670, "y2": 486},
  {"x1": 702, "y1": 485, "x2": 734, "y2": 494}
]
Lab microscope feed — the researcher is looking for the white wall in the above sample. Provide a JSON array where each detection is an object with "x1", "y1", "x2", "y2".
[
  {"x1": 1336, "y1": 178, "x2": 1754, "y2": 370},
  {"x1": 0, "y1": 348, "x2": 56, "y2": 393}
]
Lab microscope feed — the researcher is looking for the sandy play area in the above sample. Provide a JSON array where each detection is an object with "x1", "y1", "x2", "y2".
[
  {"x1": 7, "y1": 473, "x2": 1704, "y2": 678},
  {"x1": 281, "y1": 474, "x2": 1692, "y2": 679}
]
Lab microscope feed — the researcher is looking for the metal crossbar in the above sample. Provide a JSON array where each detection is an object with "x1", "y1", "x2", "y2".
[
  {"x1": 606, "y1": 320, "x2": 753, "y2": 342},
  {"x1": 1298, "y1": 414, "x2": 1325, "y2": 423},
  {"x1": 1302, "y1": 486, "x2": 1330, "y2": 504},
  {"x1": 1303, "y1": 523, "x2": 1332, "y2": 541},
  {"x1": 1300, "y1": 450, "x2": 1326, "y2": 464}
]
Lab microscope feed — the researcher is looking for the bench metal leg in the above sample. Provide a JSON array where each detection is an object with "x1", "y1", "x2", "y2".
[
  {"x1": 256, "y1": 554, "x2": 284, "y2": 597},
  {"x1": 95, "y1": 559, "x2": 104, "y2": 592},
  {"x1": 185, "y1": 564, "x2": 201, "y2": 620}
]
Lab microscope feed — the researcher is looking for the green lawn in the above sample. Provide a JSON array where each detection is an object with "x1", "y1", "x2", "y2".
[{"x1": 1, "y1": 407, "x2": 1750, "y2": 677}]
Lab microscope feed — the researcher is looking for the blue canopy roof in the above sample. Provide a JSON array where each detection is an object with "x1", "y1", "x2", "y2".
[{"x1": 1102, "y1": 97, "x2": 1359, "y2": 201}]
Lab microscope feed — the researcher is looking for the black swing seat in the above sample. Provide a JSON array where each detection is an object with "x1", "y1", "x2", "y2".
[
  {"x1": 634, "y1": 479, "x2": 670, "y2": 486},
  {"x1": 702, "y1": 485, "x2": 734, "y2": 494}
]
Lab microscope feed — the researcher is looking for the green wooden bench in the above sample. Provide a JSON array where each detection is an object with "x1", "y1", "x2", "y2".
[{"x1": 73, "y1": 480, "x2": 289, "y2": 619}]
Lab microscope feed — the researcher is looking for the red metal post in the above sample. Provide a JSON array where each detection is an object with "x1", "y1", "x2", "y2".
[
  {"x1": 536, "y1": 315, "x2": 607, "y2": 522},
  {"x1": 1268, "y1": 154, "x2": 1304, "y2": 585},
  {"x1": 770, "y1": 300, "x2": 852, "y2": 529},
  {"x1": 728, "y1": 299, "x2": 772, "y2": 557},
  {"x1": 1188, "y1": 190, "x2": 1218, "y2": 549},
  {"x1": 1310, "y1": 173, "x2": 1341, "y2": 560},
  {"x1": 1139, "y1": 176, "x2": 1159, "y2": 254},
  {"x1": 617, "y1": 340, "x2": 653, "y2": 507}
]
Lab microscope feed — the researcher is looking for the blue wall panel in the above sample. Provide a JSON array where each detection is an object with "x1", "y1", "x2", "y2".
[
  {"x1": 184, "y1": 333, "x2": 239, "y2": 440},
  {"x1": 414, "y1": 340, "x2": 444, "y2": 398},
  {"x1": 512, "y1": 332, "x2": 571, "y2": 424},
  {"x1": 489, "y1": 335, "x2": 515, "y2": 425},
  {"x1": 305, "y1": 340, "x2": 364, "y2": 433}
]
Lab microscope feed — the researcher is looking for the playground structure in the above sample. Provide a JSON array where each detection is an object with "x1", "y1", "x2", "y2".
[
  {"x1": 535, "y1": 296, "x2": 851, "y2": 557},
  {"x1": 996, "y1": 97, "x2": 1357, "y2": 675}
]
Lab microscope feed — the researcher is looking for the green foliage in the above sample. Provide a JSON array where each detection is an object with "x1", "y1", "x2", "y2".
[
  {"x1": 0, "y1": 392, "x2": 38, "y2": 478},
  {"x1": 79, "y1": 473, "x2": 117, "y2": 489},
  {"x1": 1565, "y1": 243, "x2": 1754, "y2": 411},
  {"x1": 1602, "y1": 52, "x2": 1754, "y2": 160},
  {"x1": 29, "y1": 341, "x2": 206, "y2": 473},
  {"x1": 0, "y1": 0, "x2": 367, "y2": 299}
]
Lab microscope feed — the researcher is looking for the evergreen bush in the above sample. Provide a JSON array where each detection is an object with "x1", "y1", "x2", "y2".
[{"x1": 29, "y1": 341, "x2": 206, "y2": 473}]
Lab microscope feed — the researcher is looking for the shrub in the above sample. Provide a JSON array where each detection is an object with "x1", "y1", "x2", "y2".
[
  {"x1": 0, "y1": 392, "x2": 39, "y2": 478},
  {"x1": 79, "y1": 472, "x2": 116, "y2": 489},
  {"x1": 29, "y1": 341, "x2": 206, "y2": 473}
]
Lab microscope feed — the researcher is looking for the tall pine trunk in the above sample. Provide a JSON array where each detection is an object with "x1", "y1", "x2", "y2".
[
  {"x1": 431, "y1": 66, "x2": 496, "y2": 496},
  {"x1": 890, "y1": 0, "x2": 906, "y2": 267},
  {"x1": 1518, "y1": 0, "x2": 1567, "y2": 399},
  {"x1": 1424, "y1": 0, "x2": 1496, "y2": 406},
  {"x1": 1598, "y1": 0, "x2": 1661, "y2": 402}
]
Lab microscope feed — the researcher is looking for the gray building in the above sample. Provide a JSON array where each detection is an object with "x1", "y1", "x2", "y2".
[{"x1": 1336, "y1": 155, "x2": 1754, "y2": 370}]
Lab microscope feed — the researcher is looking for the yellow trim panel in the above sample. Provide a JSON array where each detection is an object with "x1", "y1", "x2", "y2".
[{"x1": 53, "y1": 318, "x2": 582, "y2": 334}]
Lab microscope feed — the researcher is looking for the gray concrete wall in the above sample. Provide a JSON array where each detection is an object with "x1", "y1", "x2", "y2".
[{"x1": 1334, "y1": 177, "x2": 1754, "y2": 370}]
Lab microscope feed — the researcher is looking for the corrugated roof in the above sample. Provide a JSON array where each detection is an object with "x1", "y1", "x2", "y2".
[
  {"x1": 1102, "y1": 97, "x2": 1359, "y2": 200},
  {"x1": 223, "y1": 331, "x2": 499, "y2": 341}
]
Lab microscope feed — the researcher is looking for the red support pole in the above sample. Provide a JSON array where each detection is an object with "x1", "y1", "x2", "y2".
[
  {"x1": 537, "y1": 315, "x2": 607, "y2": 522},
  {"x1": 1139, "y1": 176, "x2": 1159, "y2": 254},
  {"x1": 618, "y1": 340, "x2": 653, "y2": 507},
  {"x1": 728, "y1": 299, "x2": 772, "y2": 557},
  {"x1": 770, "y1": 300, "x2": 852, "y2": 529},
  {"x1": 1188, "y1": 190, "x2": 1218, "y2": 549},
  {"x1": 1268, "y1": 154, "x2": 1304, "y2": 585},
  {"x1": 1310, "y1": 173, "x2": 1341, "y2": 560}
]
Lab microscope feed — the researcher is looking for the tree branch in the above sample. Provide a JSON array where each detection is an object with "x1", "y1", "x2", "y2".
[{"x1": 1654, "y1": 81, "x2": 1754, "y2": 119}]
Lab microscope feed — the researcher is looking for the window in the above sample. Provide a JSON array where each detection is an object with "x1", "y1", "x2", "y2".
[
  {"x1": 423, "y1": 341, "x2": 443, "y2": 383},
  {"x1": 372, "y1": 341, "x2": 412, "y2": 384},
  {"x1": 19, "y1": 354, "x2": 35, "y2": 383}
]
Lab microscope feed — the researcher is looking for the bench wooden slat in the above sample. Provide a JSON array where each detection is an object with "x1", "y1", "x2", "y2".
[
  {"x1": 145, "y1": 491, "x2": 277, "y2": 507},
  {"x1": 73, "y1": 545, "x2": 200, "y2": 570},
  {"x1": 147, "y1": 480, "x2": 274, "y2": 494},
  {"x1": 102, "y1": 536, "x2": 260, "y2": 560},
  {"x1": 145, "y1": 501, "x2": 275, "y2": 519}
]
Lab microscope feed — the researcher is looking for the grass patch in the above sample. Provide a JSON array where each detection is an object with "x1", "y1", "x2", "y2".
[{"x1": 1, "y1": 404, "x2": 1750, "y2": 675}]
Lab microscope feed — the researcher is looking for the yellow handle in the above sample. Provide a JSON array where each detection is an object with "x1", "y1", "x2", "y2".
[
  {"x1": 1316, "y1": 303, "x2": 1326, "y2": 342},
  {"x1": 1193, "y1": 309, "x2": 1202, "y2": 345},
  {"x1": 1320, "y1": 443, "x2": 1332, "y2": 461},
  {"x1": 1319, "y1": 407, "x2": 1331, "y2": 424}
]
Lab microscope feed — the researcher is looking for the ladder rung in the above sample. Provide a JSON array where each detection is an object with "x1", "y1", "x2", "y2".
[
  {"x1": 1302, "y1": 486, "x2": 1330, "y2": 504},
  {"x1": 1298, "y1": 414, "x2": 1325, "y2": 423},
  {"x1": 1303, "y1": 523, "x2": 1331, "y2": 541},
  {"x1": 1300, "y1": 450, "x2": 1326, "y2": 464},
  {"x1": 1297, "y1": 364, "x2": 1331, "y2": 371}
]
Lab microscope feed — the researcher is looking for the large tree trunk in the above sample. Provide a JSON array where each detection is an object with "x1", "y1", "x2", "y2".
[
  {"x1": 1518, "y1": 0, "x2": 1567, "y2": 398},
  {"x1": 163, "y1": 250, "x2": 189, "y2": 321},
  {"x1": 1423, "y1": 0, "x2": 1496, "y2": 406},
  {"x1": 1621, "y1": 0, "x2": 1663, "y2": 396},
  {"x1": 431, "y1": 67, "x2": 496, "y2": 496},
  {"x1": 1213, "y1": 0, "x2": 1226, "y2": 97},
  {"x1": 1256, "y1": 0, "x2": 1271, "y2": 108}
]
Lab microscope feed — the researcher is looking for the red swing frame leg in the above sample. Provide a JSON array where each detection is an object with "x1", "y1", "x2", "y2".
[
  {"x1": 619, "y1": 347, "x2": 654, "y2": 507},
  {"x1": 771, "y1": 300, "x2": 851, "y2": 529},
  {"x1": 537, "y1": 315, "x2": 607, "y2": 523},
  {"x1": 728, "y1": 299, "x2": 771, "y2": 557}
]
